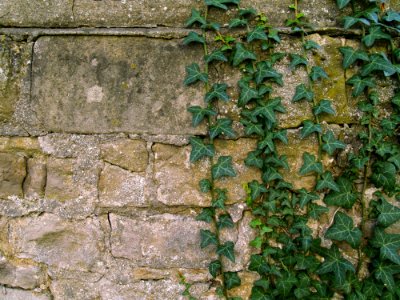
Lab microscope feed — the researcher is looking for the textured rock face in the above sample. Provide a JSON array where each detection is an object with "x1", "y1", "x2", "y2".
[{"x1": 0, "y1": 153, "x2": 26, "y2": 198}]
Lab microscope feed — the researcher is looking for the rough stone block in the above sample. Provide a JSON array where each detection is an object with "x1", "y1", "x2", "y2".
[
  {"x1": 0, "y1": 137, "x2": 41, "y2": 154},
  {"x1": 23, "y1": 157, "x2": 47, "y2": 198},
  {"x1": 0, "y1": 288, "x2": 50, "y2": 300},
  {"x1": 109, "y1": 213, "x2": 216, "y2": 268},
  {"x1": 32, "y1": 36, "x2": 204, "y2": 135},
  {"x1": 98, "y1": 163, "x2": 147, "y2": 207},
  {"x1": 0, "y1": 152, "x2": 26, "y2": 198},
  {"x1": 9, "y1": 213, "x2": 104, "y2": 271},
  {"x1": 100, "y1": 139, "x2": 148, "y2": 172}
]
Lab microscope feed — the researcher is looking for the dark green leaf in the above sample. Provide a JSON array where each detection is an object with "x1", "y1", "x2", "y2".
[
  {"x1": 316, "y1": 171, "x2": 340, "y2": 192},
  {"x1": 262, "y1": 167, "x2": 283, "y2": 182},
  {"x1": 187, "y1": 106, "x2": 217, "y2": 127},
  {"x1": 268, "y1": 29, "x2": 281, "y2": 43},
  {"x1": 300, "y1": 120, "x2": 322, "y2": 139},
  {"x1": 249, "y1": 180, "x2": 268, "y2": 201},
  {"x1": 304, "y1": 40, "x2": 321, "y2": 50},
  {"x1": 361, "y1": 53, "x2": 396, "y2": 77},
  {"x1": 205, "y1": 83, "x2": 229, "y2": 103},
  {"x1": 274, "y1": 130, "x2": 288, "y2": 144},
  {"x1": 258, "y1": 84, "x2": 273, "y2": 97},
  {"x1": 204, "y1": 0, "x2": 228, "y2": 10},
  {"x1": 276, "y1": 272, "x2": 298, "y2": 296},
  {"x1": 185, "y1": 9, "x2": 206, "y2": 27},
  {"x1": 190, "y1": 137, "x2": 215, "y2": 162},
  {"x1": 322, "y1": 130, "x2": 346, "y2": 155},
  {"x1": 249, "y1": 254, "x2": 270, "y2": 275},
  {"x1": 314, "y1": 99, "x2": 335, "y2": 115},
  {"x1": 385, "y1": 11, "x2": 400, "y2": 22},
  {"x1": 184, "y1": 63, "x2": 208, "y2": 85},
  {"x1": 339, "y1": 47, "x2": 369, "y2": 69},
  {"x1": 372, "y1": 228, "x2": 400, "y2": 265},
  {"x1": 309, "y1": 203, "x2": 329, "y2": 219},
  {"x1": 378, "y1": 198, "x2": 400, "y2": 227},
  {"x1": 299, "y1": 152, "x2": 323, "y2": 175},
  {"x1": 183, "y1": 31, "x2": 205, "y2": 45},
  {"x1": 217, "y1": 241, "x2": 235, "y2": 262},
  {"x1": 209, "y1": 118, "x2": 235, "y2": 139},
  {"x1": 218, "y1": 214, "x2": 234, "y2": 229},
  {"x1": 238, "y1": 79, "x2": 259, "y2": 106},
  {"x1": 201, "y1": 21, "x2": 221, "y2": 31},
  {"x1": 251, "y1": 286, "x2": 273, "y2": 300},
  {"x1": 241, "y1": 120, "x2": 264, "y2": 136},
  {"x1": 375, "y1": 262, "x2": 400, "y2": 292},
  {"x1": 229, "y1": 18, "x2": 248, "y2": 28},
  {"x1": 251, "y1": 97, "x2": 283, "y2": 123},
  {"x1": 239, "y1": 7, "x2": 257, "y2": 17},
  {"x1": 289, "y1": 54, "x2": 308, "y2": 70},
  {"x1": 212, "y1": 188, "x2": 227, "y2": 209},
  {"x1": 292, "y1": 84, "x2": 314, "y2": 102},
  {"x1": 209, "y1": 260, "x2": 221, "y2": 278},
  {"x1": 224, "y1": 272, "x2": 241, "y2": 290},
  {"x1": 245, "y1": 151, "x2": 264, "y2": 169},
  {"x1": 346, "y1": 75, "x2": 375, "y2": 96},
  {"x1": 298, "y1": 188, "x2": 320, "y2": 209},
  {"x1": 324, "y1": 176, "x2": 357, "y2": 209},
  {"x1": 255, "y1": 61, "x2": 282, "y2": 85},
  {"x1": 337, "y1": 0, "x2": 351, "y2": 9},
  {"x1": 199, "y1": 178, "x2": 212, "y2": 193},
  {"x1": 196, "y1": 207, "x2": 215, "y2": 223},
  {"x1": 247, "y1": 26, "x2": 268, "y2": 43},
  {"x1": 212, "y1": 156, "x2": 236, "y2": 179},
  {"x1": 205, "y1": 50, "x2": 228, "y2": 64},
  {"x1": 362, "y1": 26, "x2": 391, "y2": 47},
  {"x1": 200, "y1": 229, "x2": 218, "y2": 248},
  {"x1": 264, "y1": 155, "x2": 289, "y2": 170},
  {"x1": 310, "y1": 66, "x2": 329, "y2": 81},
  {"x1": 233, "y1": 43, "x2": 257, "y2": 66},
  {"x1": 371, "y1": 162, "x2": 397, "y2": 192},
  {"x1": 325, "y1": 212, "x2": 362, "y2": 248},
  {"x1": 343, "y1": 16, "x2": 370, "y2": 29}
]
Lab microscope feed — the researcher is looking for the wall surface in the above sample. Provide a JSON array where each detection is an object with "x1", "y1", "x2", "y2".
[{"x1": 0, "y1": 1, "x2": 398, "y2": 299}]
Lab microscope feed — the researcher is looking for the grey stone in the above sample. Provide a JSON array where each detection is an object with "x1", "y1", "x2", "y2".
[
  {"x1": 23, "y1": 157, "x2": 47, "y2": 198},
  {"x1": 0, "y1": 288, "x2": 50, "y2": 300},
  {"x1": 109, "y1": 213, "x2": 216, "y2": 268},
  {"x1": 32, "y1": 36, "x2": 204, "y2": 135},
  {"x1": 0, "y1": 153, "x2": 26, "y2": 198}
]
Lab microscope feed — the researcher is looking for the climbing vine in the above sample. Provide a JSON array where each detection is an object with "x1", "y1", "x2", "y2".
[{"x1": 183, "y1": 0, "x2": 400, "y2": 299}]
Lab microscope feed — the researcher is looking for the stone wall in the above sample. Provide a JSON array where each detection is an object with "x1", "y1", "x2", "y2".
[{"x1": 0, "y1": 1, "x2": 398, "y2": 299}]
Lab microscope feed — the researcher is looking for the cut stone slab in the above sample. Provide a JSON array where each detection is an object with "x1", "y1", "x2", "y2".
[
  {"x1": 32, "y1": 36, "x2": 204, "y2": 135},
  {"x1": 23, "y1": 157, "x2": 47, "y2": 198},
  {"x1": 0, "y1": 288, "x2": 50, "y2": 300},
  {"x1": 0, "y1": 152, "x2": 26, "y2": 198},
  {"x1": 109, "y1": 213, "x2": 216, "y2": 268}
]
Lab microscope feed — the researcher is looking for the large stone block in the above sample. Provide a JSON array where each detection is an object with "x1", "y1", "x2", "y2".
[
  {"x1": 109, "y1": 213, "x2": 216, "y2": 268},
  {"x1": 0, "y1": 288, "x2": 50, "y2": 300},
  {"x1": 32, "y1": 36, "x2": 204, "y2": 135},
  {"x1": 23, "y1": 157, "x2": 47, "y2": 198},
  {"x1": 0, "y1": 152, "x2": 26, "y2": 198}
]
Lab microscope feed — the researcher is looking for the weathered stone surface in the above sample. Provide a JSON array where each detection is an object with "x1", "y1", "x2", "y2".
[
  {"x1": 153, "y1": 143, "x2": 211, "y2": 207},
  {"x1": 0, "y1": 153, "x2": 26, "y2": 198},
  {"x1": 228, "y1": 272, "x2": 259, "y2": 300},
  {"x1": 98, "y1": 163, "x2": 147, "y2": 207},
  {"x1": 100, "y1": 139, "x2": 148, "y2": 172},
  {"x1": 0, "y1": 287, "x2": 50, "y2": 300},
  {"x1": 32, "y1": 36, "x2": 204, "y2": 135},
  {"x1": 9, "y1": 213, "x2": 105, "y2": 271},
  {"x1": 23, "y1": 157, "x2": 47, "y2": 198},
  {"x1": 0, "y1": 137, "x2": 41, "y2": 154},
  {"x1": 110, "y1": 213, "x2": 216, "y2": 268}
]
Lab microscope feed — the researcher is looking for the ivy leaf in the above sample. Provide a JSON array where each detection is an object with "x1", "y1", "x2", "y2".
[
  {"x1": 233, "y1": 43, "x2": 257, "y2": 66},
  {"x1": 378, "y1": 198, "x2": 400, "y2": 227},
  {"x1": 205, "y1": 83, "x2": 229, "y2": 103},
  {"x1": 317, "y1": 244, "x2": 355, "y2": 286},
  {"x1": 249, "y1": 254, "x2": 270, "y2": 275},
  {"x1": 268, "y1": 29, "x2": 281, "y2": 43},
  {"x1": 276, "y1": 272, "x2": 298, "y2": 296},
  {"x1": 375, "y1": 262, "x2": 400, "y2": 292},
  {"x1": 299, "y1": 152, "x2": 323, "y2": 175},
  {"x1": 217, "y1": 241, "x2": 235, "y2": 262},
  {"x1": 371, "y1": 162, "x2": 397, "y2": 192},
  {"x1": 255, "y1": 61, "x2": 282, "y2": 85},
  {"x1": 325, "y1": 212, "x2": 362, "y2": 248},
  {"x1": 316, "y1": 171, "x2": 340, "y2": 192},
  {"x1": 247, "y1": 26, "x2": 268, "y2": 43},
  {"x1": 300, "y1": 120, "x2": 322, "y2": 139},
  {"x1": 304, "y1": 40, "x2": 321, "y2": 50},
  {"x1": 289, "y1": 54, "x2": 308, "y2": 70},
  {"x1": 241, "y1": 119, "x2": 264, "y2": 136},
  {"x1": 187, "y1": 106, "x2": 217, "y2": 127},
  {"x1": 185, "y1": 9, "x2": 206, "y2": 27},
  {"x1": 204, "y1": 0, "x2": 228, "y2": 10},
  {"x1": 229, "y1": 18, "x2": 248, "y2": 28},
  {"x1": 183, "y1": 31, "x2": 205, "y2": 45},
  {"x1": 372, "y1": 228, "x2": 400, "y2": 265},
  {"x1": 346, "y1": 75, "x2": 375, "y2": 96},
  {"x1": 336, "y1": 0, "x2": 351, "y2": 9},
  {"x1": 238, "y1": 79, "x2": 259, "y2": 106},
  {"x1": 218, "y1": 214, "x2": 234, "y2": 229},
  {"x1": 258, "y1": 84, "x2": 273, "y2": 97},
  {"x1": 239, "y1": 7, "x2": 257, "y2": 17},
  {"x1": 212, "y1": 156, "x2": 236, "y2": 179},
  {"x1": 339, "y1": 47, "x2": 370, "y2": 69},
  {"x1": 251, "y1": 287, "x2": 273, "y2": 300},
  {"x1": 212, "y1": 188, "x2": 227, "y2": 209},
  {"x1": 200, "y1": 229, "x2": 218, "y2": 248},
  {"x1": 309, "y1": 203, "x2": 329, "y2": 219},
  {"x1": 249, "y1": 180, "x2": 268, "y2": 201},
  {"x1": 205, "y1": 49, "x2": 228, "y2": 64},
  {"x1": 224, "y1": 272, "x2": 241, "y2": 290},
  {"x1": 362, "y1": 26, "x2": 391, "y2": 47},
  {"x1": 184, "y1": 63, "x2": 208, "y2": 85},
  {"x1": 189, "y1": 137, "x2": 215, "y2": 162},
  {"x1": 199, "y1": 179, "x2": 211, "y2": 193},
  {"x1": 361, "y1": 53, "x2": 396, "y2": 77},
  {"x1": 251, "y1": 97, "x2": 282, "y2": 123},
  {"x1": 324, "y1": 177, "x2": 357, "y2": 209},
  {"x1": 274, "y1": 129, "x2": 288, "y2": 144},
  {"x1": 343, "y1": 16, "x2": 370, "y2": 29},
  {"x1": 262, "y1": 167, "x2": 283, "y2": 182},
  {"x1": 245, "y1": 151, "x2": 264, "y2": 169},
  {"x1": 322, "y1": 130, "x2": 346, "y2": 155},
  {"x1": 310, "y1": 66, "x2": 329, "y2": 81},
  {"x1": 209, "y1": 118, "x2": 235, "y2": 140},
  {"x1": 209, "y1": 260, "x2": 221, "y2": 278},
  {"x1": 265, "y1": 155, "x2": 289, "y2": 170},
  {"x1": 292, "y1": 84, "x2": 314, "y2": 102},
  {"x1": 196, "y1": 207, "x2": 215, "y2": 223},
  {"x1": 201, "y1": 21, "x2": 221, "y2": 31},
  {"x1": 298, "y1": 188, "x2": 320, "y2": 208},
  {"x1": 313, "y1": 99, "x2": 335, "y2": 115}
]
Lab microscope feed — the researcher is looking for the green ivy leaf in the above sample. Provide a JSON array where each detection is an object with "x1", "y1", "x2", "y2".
[
  {"x1": 185, "y1": 9, "x2": 206, "y2": 27},
  {"x1": 289, "y1": 54, "x2": 308, "y2": 70},
  {"x1": 313, "y1": 99, "x2": 336, "y2": 115},
  {"x1": 375, "y1": 262, "x2": 400, "y2": 292},
  {"x1": 343, "y1": 16, "x2": 370, "y2": 29},
  {"x1": 361, "y1": 53, "x2": 396, "y2": 77},
  {"x1": 238, "y1": 79, "x2": 259, "y2": 106},
  {"x1": 205, "y1": 83, "x2": 229, "y2": 103},
  {"x1": 258, "y1": 84, "x2": 273, "y2": 97},
  {"x1": 339, "y1": 47, "x2": 369, "y2": 69},
  {"x1": 209, "y1": 260, "x2": 221, "y2": 278},
  {"x1": 201, "y1": 21, "x2": 221, "y2": 31},
  {"x1": 276, "y1": 272, "x2": 298, "y2": 296},
  {"x1": 265, "y1": 155, "x2": 289, "y2": 170},
  {"x1": 183, "y1": 31, "x2": 205, "y2": 45},
  {"x1": 199, "y1": 178, "x2": 212, "y2": 193},
  {"x1": 300, "y1": 120, "x2": 322, "y2": 139},
  {"x1": 249, "y1": 180, "x2": 268, "y2": 201},
  {"x1": 324, "y1": 177, "x2": 357, "y2": 209},
  {"x1": 255, "y1": 61, "x2": 282, "y2": 85},
  {"x1": 229, "y1": 18, "x2": 248, "y2": 28},
  {"x1": 233, "y1": 43, "x2": 257, "y2": 66},
  {"x1": 336, "y1": 0, "x2": 351, "y2": 9},
  {"x1": 241, "y1": 119, "x2": 264, "y2": 136},
  {"x1": 218, "y1": 214, "x2": 234, "y2": 229},
  {"x1": 251, "y1": 97, "x2": 283, "y2": 124},
  {"x1": 204, "y1": 0, "x2": 228, "y2": 10},
  {"x1": 325, "y1": 212, "x2": 362, "y2": 248},
  {"x1": 212, "y1": 156, "x2": 236, "y2": 179},
  {"x1": 322, "y1": 130, "x2": 346, "y2": 155},
  {"x1": 362, "y1": 26, "x2": 391, "y2": 47},
  {"x1": 200, "y1": 229, "x2": 218, "y2": 248},
  {"x1": 304, "y1": 40, "x2": 321, "y2": 50},
  {"x1": 212, "y1": 188, "x2": 227, "y2": 209},
  {"x1": 239, "y1": 7, "x2": 257, "y2": 17},
  {"x1": 224, "y1": 272, "x2": 241, "y2": 290},
  {"x1": 316, "y1": 171, "x2": 340, "y2": 192},
  {"x1": 251, "y1": 286, "x2": 273, "y2": 300},
  {"x1": 378, "y1": 198, "x2": 400, "y2": 227},
  {"x1": 309, "y1": 203, "x2": 329, "y2": 219},
  {"x1": 258, "y1": 133, "x2": 275, "y2": 153},
  {"x1": 209, "y1": 118, "x2": 235, "y2": 139},
  {"x1": 274, "y1": 129, "x2": 288, "y2": 144},
  {"x1": 372, "y1": 228, "x2": 400, "y2": 265},
  {"x1": 247, "y1": 26, "x2": 268, "y2": 43},
  {"x1": 292, "y1": 84, "x2": 314, "y2": 102},
  {"x1": 371, "y1": 162, "x2": 397, "y2": 192},
  {"x1": 385, "y1": 10, "x2": 400, "y2": 22},
  {"x1": 299, "y1": 152, "x2": 323, "y2": 175},
  {"x1": 184, "y1": 63, "x2": 208, "y2": 85},
  {"x1": 249, "y1": 254, "x2": 270, "y2": 275},
  {"x1": 189, "y1": 137, "x2": 215, "y2": 162},
  {"x1": 346, "y1": 75, "x2": 375, "y2": 96},
  {"x1": 317, "y1": 244, "x2": 355, "y2": 286},
  {"x1": 298, "y1": 188, "x2": 320, "y2": 209},
  {"x1": 196, "y1": 207, "x2": 215, "y2": 223},
  {"x1": 268, "y1": 29, "x2": 281, "y2": 43},
  {"x1": 217, "y1": 241, "x2": 235, "y2": 262},
  {"x1": 245, "y1": 151, "x2": 264, "y2": 169},
  {"x1": 205, "y1": 49, "x2": 228, "y2": 63},
  {"x1": 310, "y1": 66, "x2": 329, "y2": 81},
  {"x1": 262, "y1": 167, "x2": 283, "y2": 182},
  {"x1": 187, "y1": 106, "x2": 217, "y2": 127}
]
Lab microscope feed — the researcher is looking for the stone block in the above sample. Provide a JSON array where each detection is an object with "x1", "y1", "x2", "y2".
[
  {"x1": 109, "y1": 213, "x2": 216, "y2": 268},
  {"x1": 0, "y1": 152, "x2": 26, "y2": 198},
  {"x1": 98, "y1": 163, "x2": 147, "y2": 207},
  {"x1": 0, "y1": 288, "x2": 50, "y2": 300},
  {"x1": 100, "y1": 139, "x2": 148, "y2": 172},
  {"x1": 0, "y1": 137, "x2": 41, "y2": 154},
  {"x1": 23, "y1": 157, "x2": 47, "y2": 198},
  {"x1": 9, "y1": 213, "x2": 104, "y2": 271},
  {"x1": 32, "y1": 36, "x2": 204, "y2": 135}
]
